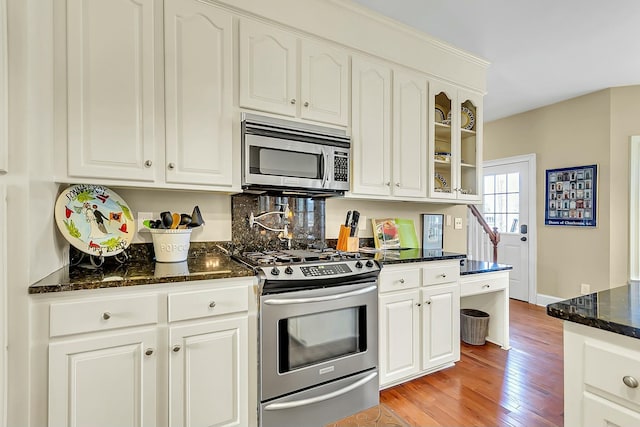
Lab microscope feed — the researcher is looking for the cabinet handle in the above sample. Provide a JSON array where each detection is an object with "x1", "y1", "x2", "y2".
[
  {"x1": 172, "y1": 345, "x2": 181, "y2": 353},
  {"x1": 290, "y1": 98, "x2": 296, "y2": 105},
  {"x1": 623, "y1": 376, "x2": 639, "y2": 388},
  {"x1": 416, "y1": 303, "x2": 421, "y2": 307},
  {"x1": 482, "y1": 284, "x2": 490, "y2": 289},
  {"x1": 425, "y1": 300, "x2": 431, "y2": 305},
  {"x1": 438, "y1": 273, "x2": 447, "y2": 278},
  {"x1": 385, "y1": 182, "x2": 390, "y2": 186},
  {"x1": 209, "y1": 301, "x2": 217, "y2": 308},
  {"x1": 145, "y1": 348, "x2": 154, "y2": 356},
  {"x1": 395, "y1": 183, "x2": 400, "y2": 187},
  {"x1": 144, "y1": 160, "x2": 152, "y2": 167},
  {"x1": 399, "y1": 279, "x2": 405, "y2": 284},
  {"x1": 102, "y1": 312, "x2": 111, "y2": 320},
  {"x1": 168, "y1": 162, "x2": 175, "y2": 170},
  {"x1": 303, "y1": 101, "x2": 309, "y2": 107}
]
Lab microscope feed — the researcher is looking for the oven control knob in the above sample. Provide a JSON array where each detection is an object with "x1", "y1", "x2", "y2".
[
  {"x1": 355, "y1": 261, "x2": 363, "y2": 269},
  {"x1": 365, "y1": 260, "x2": 374, "y2": 268},
  {"x1": 284, "y1": 266, "x2": 294, "y2": 275},
  {"x1": 270, "y1": 267, "x2": 280, "y2": 276}
]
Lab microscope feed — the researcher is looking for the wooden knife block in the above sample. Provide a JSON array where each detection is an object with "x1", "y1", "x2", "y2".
[{"x1": 337, "y1": 225, "x2": 359, "y2": 252}]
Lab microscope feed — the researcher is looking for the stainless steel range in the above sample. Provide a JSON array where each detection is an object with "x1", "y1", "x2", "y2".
[{"x1": 235, "y1": 249, "x2": 380, "y2": 427}]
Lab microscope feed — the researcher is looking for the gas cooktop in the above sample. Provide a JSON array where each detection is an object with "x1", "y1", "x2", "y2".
[
  {"x1": 237, "y1": 249, "x2": 361, "y2": 266},
  {"x1": 232, "y1": 249, "x2": 379, "y2": 289}
]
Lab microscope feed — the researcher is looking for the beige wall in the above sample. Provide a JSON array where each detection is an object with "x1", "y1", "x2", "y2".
[{"x1": 485, "y1": 87, "x2": 640, "y2": 298}]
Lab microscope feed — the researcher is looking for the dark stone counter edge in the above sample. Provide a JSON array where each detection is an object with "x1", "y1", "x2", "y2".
[
  {"x1": 376, "y1": 252, "x2": 466, "y2": 265},
  {"x1": 28, "y1": 268, "x2": 257, "y2": 295},
  {"x1": 546, "y1": 305, "x2": 640, "y2": 339}
]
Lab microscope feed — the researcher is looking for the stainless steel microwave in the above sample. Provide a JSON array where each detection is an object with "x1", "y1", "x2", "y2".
[{"x1": 241, "y1": 113, "x2": 350, "y2": 196}]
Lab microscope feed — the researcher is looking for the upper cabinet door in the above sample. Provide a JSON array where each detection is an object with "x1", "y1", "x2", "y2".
[
  {"x1": 164, "y1": 0, "x2": 233, "y2": 187},
  {"x1": 66, "y1": 0, "x2": 158, "y2": 182},
  {"x1": 457, "y1": 89, "x2": 482, "y2": 201},
  {"x1": 239, "y1": 19, "x2": 297, "y2": 117},
  {"x1": 300, "y1": 40, "x2": 349, "y2": 126},
  {"x1": 351, "y1": 56, "x2": 392, "y2": 196},
  {"x1": 393, "y1": 69, "x2": 427, "y2": 198}
]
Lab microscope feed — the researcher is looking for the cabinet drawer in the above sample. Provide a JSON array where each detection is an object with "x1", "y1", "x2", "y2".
[
  {"x1": 50, "y1": 294, "x2": 158, "y2": 337},
  {"x1": 379, "y1": 268, "x2": 420, "y2": 293},
  {"x1": 584, "y1": 341, "x2": 640, "y2": 407},
  {"x1": 460, "y1": 273, "x2": 508, "y2": 297},
  {"x1": 168, "y1": 286, "x2": 248, "y2": 322},
  {"x1": 422, "y1": 262, "x2": 459, "y2": 286}
]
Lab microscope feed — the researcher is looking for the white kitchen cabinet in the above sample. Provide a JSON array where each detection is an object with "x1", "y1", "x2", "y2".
[
  {"x1": 429, "y1": 80, "x2": 483, "y2": 202},
  {"x1": 163, "y1": 0, "x2": 233, "y2": 187},
  {"x1": 49, "y1": 328, "x2": 158, "y2": 427},
  {"x1": 378, "y1": 290, "x2": 420, "y2": 385},
  {"x1": 351, "y1": 57, "x2": 427, "y2": 199},
  {"x1": 169, "y1": 317, "x2": 247, "y2": 427},
  {"x1": 239, "y1": 19, "x2": 349, "y2": 126},
  {"x1": 420, "y1": 283, "x2": 460, "y2": 371},
  {"x1": 66, "y1": 0, "x2": 158, "y2": 183},
  {"x1": 351, "y1": 56, "x2": 392, "y2": 197},
  {"x1": 378, "y1": 260, "x2": 461, "y2": 389},
  {"x1": 33, "y1": 278, "x2": 255, "y2": 427},
  {"x1": 168, "y1": 285, "x2": 249, "y2": 427},
  {"x1": 64, "y1": 0, "x2": 236, "y2": 190},
  {"x1": 564, "y1": 321, "x2": 640, "y2": 427}
]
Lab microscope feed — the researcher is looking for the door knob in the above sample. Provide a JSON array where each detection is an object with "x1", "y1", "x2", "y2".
[{"x1": 521, "y1": 236, "x2": 527, "y2": 242}]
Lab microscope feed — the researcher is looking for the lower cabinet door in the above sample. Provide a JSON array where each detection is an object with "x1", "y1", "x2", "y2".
[
  {"x1": 583, "y1": 392, "x2": 640, "y2": 427},
  {"x1": 168, "y1": 316, "x2": 248, "y2": 427},
  {"x1": 421, "y1": 283, "x2": 460, "y2": 371},
  {"x1": 378, "y1": 290, "x2": 420, "y2": 387},
  {"x1": 48, "y1": 328, "x2": 158, "y2": 427}
]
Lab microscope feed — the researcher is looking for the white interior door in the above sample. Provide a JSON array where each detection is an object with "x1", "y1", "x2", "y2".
[{"x1": 482, "y1": 155, "x2": 536, "y2": 302}]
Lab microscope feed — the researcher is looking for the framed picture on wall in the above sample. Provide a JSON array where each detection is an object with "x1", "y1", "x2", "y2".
[
  {"x1": 544, "y1": 164, "x2": 597, "y2": 227},
  {"x1": 422, "y1": 214, "x2": 444, "y2": 250}
]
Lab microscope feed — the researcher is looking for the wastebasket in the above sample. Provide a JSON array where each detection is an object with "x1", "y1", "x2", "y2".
[{"x1": 460, "y1": 309, "x2": 490, "y2": 345}]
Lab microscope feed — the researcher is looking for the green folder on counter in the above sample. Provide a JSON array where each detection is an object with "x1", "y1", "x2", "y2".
[{"x1": 395, "y1": 218, "x2": 419, "y2": 249}]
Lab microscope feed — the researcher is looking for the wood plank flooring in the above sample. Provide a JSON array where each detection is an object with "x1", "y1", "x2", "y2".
[{"x1": 381, "y1": 299, "x2": 564, "y2": 427}]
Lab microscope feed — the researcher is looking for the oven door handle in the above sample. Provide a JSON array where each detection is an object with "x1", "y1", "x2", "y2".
[
  {"x1": 263, "y1": 371, "x2": 378, "y2": 411},
  {"x1": 263, "y1": 285, "x2": 377, "y2": 305}
]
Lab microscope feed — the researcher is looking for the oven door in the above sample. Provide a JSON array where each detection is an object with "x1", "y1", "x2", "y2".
[{"x1": 260, "y1": 281, "x2": 378, "y2": 401}]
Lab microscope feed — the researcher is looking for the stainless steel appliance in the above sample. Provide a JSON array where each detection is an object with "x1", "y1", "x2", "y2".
[
  {"x1": 234, "y1": 249, "x2": 380, "y2": 427},
  {"x1": 241, "y1": 113, "x2": 350, "y2": 195}
]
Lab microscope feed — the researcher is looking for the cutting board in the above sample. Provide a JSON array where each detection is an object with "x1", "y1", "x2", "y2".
[{"x1": 395, "y1": 218, "x2": 419, "y2": 249}]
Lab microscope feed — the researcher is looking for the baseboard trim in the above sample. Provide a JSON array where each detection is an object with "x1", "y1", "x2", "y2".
[{"x1": 536, "y1": 294, "x2": 564, "y2": 307}]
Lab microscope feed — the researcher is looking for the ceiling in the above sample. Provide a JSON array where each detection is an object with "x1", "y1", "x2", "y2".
[{"x1": 351, "y1": 0, "x2": 640, "y2": 122}]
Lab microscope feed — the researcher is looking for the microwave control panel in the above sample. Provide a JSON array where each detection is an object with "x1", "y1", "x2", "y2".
[{"x1": 334, "y1": 152, "x2": 349, "y2": 182}]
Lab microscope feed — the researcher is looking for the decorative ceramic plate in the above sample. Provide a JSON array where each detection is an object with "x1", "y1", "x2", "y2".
[
  {"x1": 54, "y1": 184, "x2": 135, "y2": 257},
  {"x1": 435, "y1": 104, "x2": 448, "y2": 123},
  {"x1": 434, "y1": 172, "x2": 447, "y2": 189},
  {"x1": 461, "y1": 106, "x2": 475, "y2": 130}
]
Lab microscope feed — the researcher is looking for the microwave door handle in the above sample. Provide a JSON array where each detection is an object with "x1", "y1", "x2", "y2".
[
  {"x1": 321, "y1": 148, "x2": 329, "y2": 188},
  {"x1": 263, "y1": 371, "x2": 378, "y2": 411},
  {"x1": 263, "y1": 285, "x2": 377, "y2": 305}
]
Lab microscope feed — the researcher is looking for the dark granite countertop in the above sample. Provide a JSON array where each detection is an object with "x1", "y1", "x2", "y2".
[
  {"x1": 546, "y1": 284, "x2": 640, "y2": 339},
  {"x1": 460, "y1": 259, "x2": 513, "y2": 275},
  {"x1": 29, "y1": 243, "x2": 255, "y2": 294},
  {"x1": 363, "y1": 248, "x2": 466, "y2": 265}
]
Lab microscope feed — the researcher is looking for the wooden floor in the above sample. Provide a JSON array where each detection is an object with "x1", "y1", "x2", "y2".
[{"x1": 381, "y1": 299, "x2": 564, "y2": 427}]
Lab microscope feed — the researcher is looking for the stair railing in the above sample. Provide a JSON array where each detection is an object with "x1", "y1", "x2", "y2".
[{"x1": 467, "y1": 204, "x2": 500, "y2": 264}]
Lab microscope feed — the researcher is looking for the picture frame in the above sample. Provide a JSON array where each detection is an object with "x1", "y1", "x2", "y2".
[
  {"x1": 421, "y1": 214, "x2": 444, "y2": 250},
  {"x1": 544, "y1": 164, "x2": 597, "y2": 227}
]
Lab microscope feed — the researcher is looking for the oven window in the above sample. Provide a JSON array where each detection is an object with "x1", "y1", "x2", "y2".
[
  {"x1": 278, "y1": 306, "x2": 367, "y2": 372},
  {"x1": 249, "y1": 146, "x2": 322, "y2": 179}
]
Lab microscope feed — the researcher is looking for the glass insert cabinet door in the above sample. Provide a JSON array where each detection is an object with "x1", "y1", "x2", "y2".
[{"x1": 429, "y1": 82, "x2": 482, "y2": 201}]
